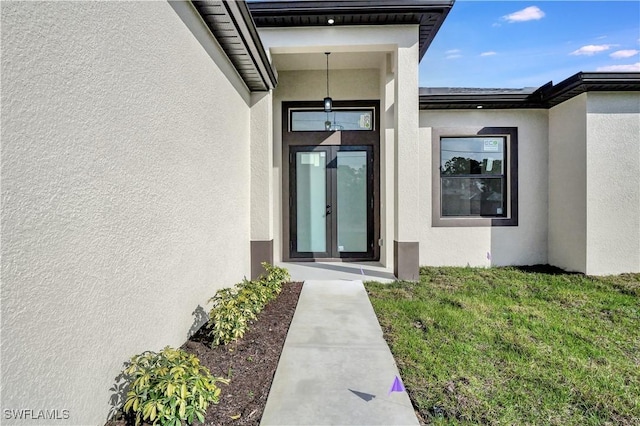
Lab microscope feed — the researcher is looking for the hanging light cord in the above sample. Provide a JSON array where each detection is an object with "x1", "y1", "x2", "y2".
[{"x1": 326, "y1": 52, "x2": 330, "y2": 97}]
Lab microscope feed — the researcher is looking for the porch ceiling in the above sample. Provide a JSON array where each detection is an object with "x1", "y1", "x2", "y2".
[{"x1": 247, "y1": 0, "x2": 455, "y2": 60}]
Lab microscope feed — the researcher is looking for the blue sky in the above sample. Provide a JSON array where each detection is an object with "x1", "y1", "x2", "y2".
[{"x1": 420, "y1": 1, "x2": 640, "y2": 88}]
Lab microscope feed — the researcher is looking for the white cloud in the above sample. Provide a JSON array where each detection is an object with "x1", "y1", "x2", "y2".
[
  {"x1": 610, "y1": 49, "x2": 639, "y2": 59},
  {"x1": 570, "y1": 44, "x2": 613, "y2": 56},
  {"x1": 603, "y1": 63, "x2": 640, "y2": 71},
  {"x1": 445, "y1": 49, "x2": 462, "y2": 59},
  {"x1": 480, "y1": 51, "x2": 497, "y2": 57},
  {"x1": 596, "y1": 63, "x2": 640, "y2": 72},
  {"x1": 503, "y1": 6, "x2": 545, "y2": 23}
]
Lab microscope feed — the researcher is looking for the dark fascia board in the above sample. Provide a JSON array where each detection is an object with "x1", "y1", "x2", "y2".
[
  {"x1": 248, "y1": 0, "x2": 455, "y2": 60},
  {"x1": 226, "y1": 1, "x2": 278, "y2": 90},
  {"x1": 192, "y1": 0, "x2": 277, "y2": 92},
  {"x1": 543, "y1": 72, "x2": 640, "y2": 107},
  {"x1": 420, "y1": 72, "x2": 640, "y2": 110}
]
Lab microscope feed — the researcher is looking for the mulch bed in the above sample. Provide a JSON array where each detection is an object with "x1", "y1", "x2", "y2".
[
  {"x1": 185, "y1": 282, "x2": 302, "y2": 425},
  {"x1": 109, "y1": 281, "x2": 302, "y2": 426}
]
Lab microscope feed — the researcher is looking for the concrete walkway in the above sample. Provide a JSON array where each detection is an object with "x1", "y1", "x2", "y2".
[{"x1": 261, "y1": 280, "x2": 419, "y2": 425}]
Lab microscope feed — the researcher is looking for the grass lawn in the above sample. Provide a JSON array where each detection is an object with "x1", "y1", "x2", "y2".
[{"x1": 365, "y1": 267, "x2": 639, "y2": 425}]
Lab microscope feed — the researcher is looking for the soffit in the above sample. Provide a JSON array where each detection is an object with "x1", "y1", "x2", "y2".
[
  {"x1": 192, "y1": 0, "x2": 277, "y2": 92},
  {"x1": 247, "y1": 0, "x2": 455, "y2": 60}
]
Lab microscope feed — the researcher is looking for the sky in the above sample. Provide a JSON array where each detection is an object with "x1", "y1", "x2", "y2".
[{"x1": 419, "y1": 0, "x2": 640, "y2": 88}]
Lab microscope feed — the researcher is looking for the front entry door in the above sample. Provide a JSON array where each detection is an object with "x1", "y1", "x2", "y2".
[{"x1": 290, "y1": 145, "x2": 374, "y2": 259}]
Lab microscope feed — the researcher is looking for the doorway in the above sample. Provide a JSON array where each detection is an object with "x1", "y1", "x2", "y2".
[
  {"x1": 290, "y1": 145, "x2": 374, "y2": 258},
  {"x1": 283, "y1": 101, "x2": 380, "y2": 261}
]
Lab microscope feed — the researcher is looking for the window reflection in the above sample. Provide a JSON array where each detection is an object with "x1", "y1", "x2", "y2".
[
  {"x1": 440, "y1": 137, "x2": 506, "y2": 217},
  {"x1": 291, "y1": 110, "x2": 373, "y2": 131}
]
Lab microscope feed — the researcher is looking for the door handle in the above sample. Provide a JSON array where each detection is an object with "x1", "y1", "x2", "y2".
[{"x1": 326, "y1": 205, "x2": 332, "y2": 215}]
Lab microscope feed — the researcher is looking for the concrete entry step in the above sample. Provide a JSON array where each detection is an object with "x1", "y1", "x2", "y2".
[
  {"x1": 261, "y1": 280, "x2": 419, "y2": 426},
  {"x1": 278, "y1": 262, "x2": 396, "y2": 283}
]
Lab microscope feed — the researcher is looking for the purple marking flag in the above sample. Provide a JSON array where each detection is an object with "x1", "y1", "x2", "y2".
[
  {"x1": 360, "y1": 266, "x2": 365, "y2": 276},
  {"x1": 388, "y1": 376, "x2": 405, "y2": 395}
]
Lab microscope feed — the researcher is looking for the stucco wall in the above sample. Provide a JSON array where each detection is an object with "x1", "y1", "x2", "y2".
[
  {"x1": 1, "y1": 2, "x2": 251, "y2": 423},
  {"x1": 548, "y1": 95, "x2": 589, "y2": 272},
  {"x1": 585, "y1": 92, "x2": 640, "y2": 275},
  {"x1": 420, "y1": 110, "x2": 549, "y2": 267}
]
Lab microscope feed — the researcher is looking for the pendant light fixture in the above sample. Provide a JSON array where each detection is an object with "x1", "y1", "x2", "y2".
[{"x1": 324, "y1": 52, "x2": 332, "y2": 113}]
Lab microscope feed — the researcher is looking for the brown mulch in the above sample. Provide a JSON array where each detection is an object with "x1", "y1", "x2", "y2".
[
  {"x1": 184, "y1": 281, "x2": 302, "y2": 425},
  {"x1": 108, "y1": 281, "x2": 302, "y2": 426}
]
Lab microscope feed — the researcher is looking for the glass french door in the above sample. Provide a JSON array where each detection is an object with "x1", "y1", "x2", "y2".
[{"x1": 290, "y1": 145, "x2": 374, "y2": 259}]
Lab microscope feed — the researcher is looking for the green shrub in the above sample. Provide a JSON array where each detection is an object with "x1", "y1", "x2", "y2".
[
  {"x1": 260, "y1": 262, "x2": 290, "y2": 296},
  {"x1": 208, "y1": 288, "x2": 249, "y2": 346},
  {"x1": 236, "y1": 279, "x2": 268, "y2": 319},
  {"x1": 123, "y1": 346, "x2": 228, "y2": 426},
  {"x1": 208, "y1": 263, "x2": 290, "y2": 346}
]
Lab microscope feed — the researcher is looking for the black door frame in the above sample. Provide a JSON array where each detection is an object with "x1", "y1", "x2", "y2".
[
  {"x1": 290, "y1": 145, "x2": 375, "y2": 259},
  {"x1": 282, "y1": 100, "x2": 380, "y2": 262}
]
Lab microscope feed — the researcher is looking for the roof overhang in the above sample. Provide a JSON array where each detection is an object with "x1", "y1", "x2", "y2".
[
  {"x1": 543, "y1": 72, "x2": 640, "y2": 108},
  {"x1": 420, "y1": 72, "x2": 640, "y2": 110},
  {"x1": 192, "y1": 0, "x2": 278, "y2": 92},
  {"x1": 247, "y1": 0, "x2": 455, "y2": 60}
]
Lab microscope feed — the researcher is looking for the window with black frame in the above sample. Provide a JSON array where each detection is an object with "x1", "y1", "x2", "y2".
[{"x1": 440, "y1": 136, "x2": 506, "y2": 217}]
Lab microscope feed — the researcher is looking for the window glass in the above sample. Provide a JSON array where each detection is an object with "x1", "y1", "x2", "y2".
[
  {"x1": 441, "y1": 137, "x2": 506, "y2": 217},
  {"x1": 441, "y1": 177, "x2": 504, "y2": 216},
  {"x1": 291, "y1": 110, "x2": 373, "y2": 131},
  {"x1": 441, "y1": 137, "x2": 504, "y2": 175}
]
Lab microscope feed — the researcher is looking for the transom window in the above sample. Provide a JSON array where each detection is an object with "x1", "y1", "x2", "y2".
[
  {"x1": 432, "y1": 127, "x2": 518, "y2": 227},
  {"x1": 290, "y1": 109, "x2": 374, "y2": 131}
]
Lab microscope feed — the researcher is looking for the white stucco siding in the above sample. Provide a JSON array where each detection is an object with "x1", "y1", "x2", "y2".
[
  {"x1": 380, "y1": 55, "x2": 396, "y2": 267},
  {"x1": 251, "y1": 92, "x2": 274, "y2": 241},
  {"x1": 2, "y1": 2, "x2": 251, "y2": 423},
  {"x1": 548, "y1": 94, "x2": 588, "y2": 272},
  {"x1": 419, "y1": 110, "x2": 549, "y2": 267},
  {"x1": 585, "y1": 92, "x2": 640, "y2": 275},
  {"x1": 394, "y1": 40, "x2": 420, "y2": 242}
]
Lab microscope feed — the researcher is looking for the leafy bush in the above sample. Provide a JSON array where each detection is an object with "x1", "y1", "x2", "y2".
[
  {"x1": 260, "y1": 263, "x2": 290, "y2": 297},
  {"x1": 208, "y1": 287, "x2": 249, "y2": 346},
  {"x1": 123, "y1": 346, "x2": 228, "y2": 426},
  {"x1": 208, "y1": 263, "x2": 290, "y2": 346}
]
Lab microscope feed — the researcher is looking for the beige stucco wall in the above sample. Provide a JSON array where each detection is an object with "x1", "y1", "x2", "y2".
[
  {"x1": 548, "y1": 94, "x2": 588, "y2": 272},
  {"x1": 1, "y1": 2, "x2": 251, "y2": 423},
  {"x1": 585, "y1": 92, "x2": 640, "y2": 275},
  {"x1": 419, "y1": 110, "x2": 549, "y2": 267},
  {"x1": 380, "y1": 54, "x2": 396, "y2": 267},
  {"x1": 251, "y1": 92, "x2": 274, "y2": 241},
  {"x1": 394, "y1": 38, "x2": 420, "y2": 245}
]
